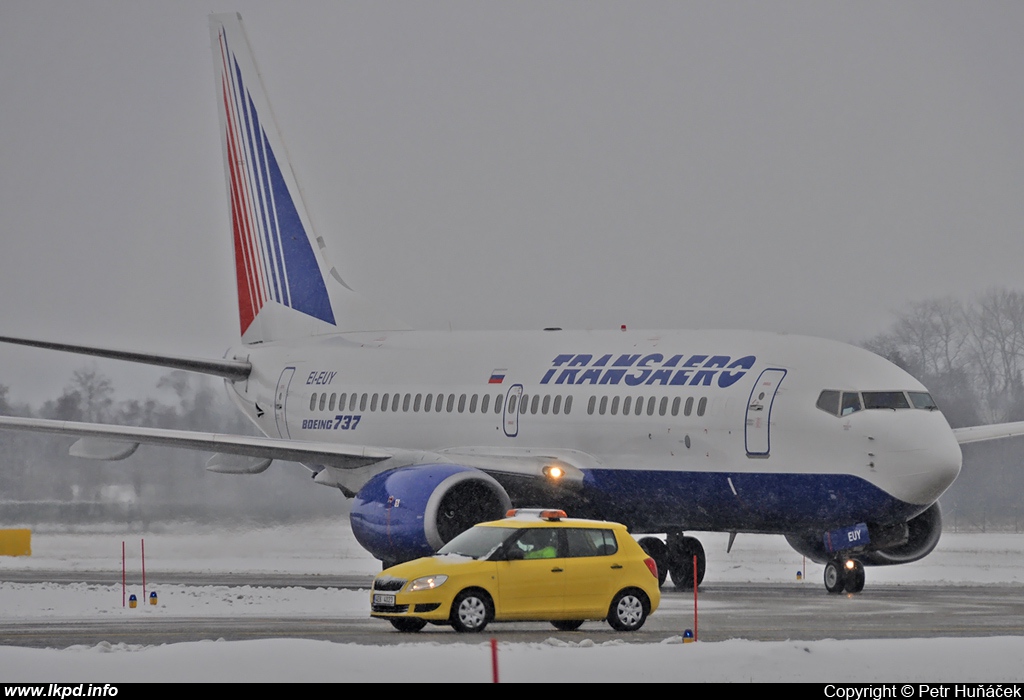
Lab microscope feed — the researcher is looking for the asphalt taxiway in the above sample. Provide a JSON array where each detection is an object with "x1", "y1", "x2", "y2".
[{"x1": 2, "y1": 571, "x2": 1022, "y2": 649}]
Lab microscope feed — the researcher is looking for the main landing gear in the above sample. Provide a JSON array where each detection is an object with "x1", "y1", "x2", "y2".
[
  {"x1": 638, "y1": 533, "x2": 706, "y2": 590},
  {"x1": 824, "y1": 557, "x2": 865, "y2": 594}
]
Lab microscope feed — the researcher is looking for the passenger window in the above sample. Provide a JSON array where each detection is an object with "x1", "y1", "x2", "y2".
[
  {"x1": 339, "y1": 393, "x2": 347, "y2": 410},
  {"x1": 697, "y1": 397, "x2": 707, "y2": 416},
  {"x1": 370, "y1": 393, "x2": 379, "y2": 412},
  {"x1": 481, "y1": 394, "x2": 490, "y2": 413},
  {"x1": 565, "y1": 528, "x2": 617, "y2": 557},
  {"x1": 635, "y1": 396, "x2": 643, "y2": 416},
  {"x1": 495, "y1": 394, "x2": 503, "y2": 413},
  {"x1": 531, "y1": 395, "x2": 539, "y2": 414},
  {"x1": 435, "y1": 394, "x2": 444, "y2": 412},
  {"x1": 328, "y1": 393, "x2": 336, "y2": 411},
  {"x1": 659, "y1": 397, "x2": 668, "y2": 416},
  {"x1": 599, "y1": 396, "x2": 608, "y2": 415},
  {"x1": 403, "y1": 394, "x2": 411, "y2": 412},
  {"x1": 520, "y1": 394, "x2": 529, "y2": 414},
  {"x1": 508, "y1": 528, "x2": 562, "y2": 560},
  {"x1": 610, "y1": 396, "x2": 620, "y2": 415},
  {"x1": 469, "y1": 394, "x2": 478, "y2": 413},
  {"x1": 360, "y1": 393, "x2": 368, "y2": 411},
  {"x1": 424, "y1": 393, "x2": 433, "y2": 413},
  {"x1": 380, "y1": 393, "x2": 388, "y2": 412},
  {"x1": 555, "y1": 395, "x2": 564, "y2": 414},
  {"x1": 623, "y1": 397, "x2": 632, "y2": 415},
  {"x1": 684, "y1": 397, "x2": 694, "y2": 416},
  {"x1": 458, "y1": 394, "x2": 466, "y2": 413},
  {"x1": 541, "y1": 395, "x2": 550, "y2": 415},
  {"x1": 309, "y1": 393, "x2": 317, "y2": 411},
  {"x1": 841, "y1": 392, "x2": 861, "y2": 416},
  {"x1": 446, "y1": 394, "x2": 455, "y2": 413},
  {"x1": 319, "y1": 393, "x2": 327, "y2": 411},
  {"x1": 414, "y1": 394, "x2": 422, "y2": 412},
  {"x1": 816, "y1": 390, "x2": 840, "y2": 416},
  {"x1": 508, "y1": 395, "x2": 518, "y2": 414},
  {"x1": 671, "y1": 397, "x2": 680, "y2": 416},
  {"x1": 588, "y1": 396, "x2": 596, "y2": 415},
  {"x1": 349, "y1": 394, "x2": 358, "y2": 411}
]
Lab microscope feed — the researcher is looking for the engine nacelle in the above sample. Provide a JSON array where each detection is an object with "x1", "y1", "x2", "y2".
[
  {"x1": 785, "y1": 502, "x2": 943, "y2": 566},
  {"x1": 349, "y1": 464, "x2": 512, "y2": 565}
]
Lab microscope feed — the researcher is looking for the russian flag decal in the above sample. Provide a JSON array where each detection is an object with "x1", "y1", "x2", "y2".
[{"x1": 488, "y1": 369, "x2": 506, "y2": 384}]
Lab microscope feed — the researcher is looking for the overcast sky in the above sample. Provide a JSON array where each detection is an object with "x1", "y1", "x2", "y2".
[{"x1": 1, "y1": 1, "x2": 1022, "y2": 404}]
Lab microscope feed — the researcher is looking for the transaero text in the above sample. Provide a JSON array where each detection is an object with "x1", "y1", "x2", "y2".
[{"x1": 540, "y1": 354, "x2": 756, "y2": 388}]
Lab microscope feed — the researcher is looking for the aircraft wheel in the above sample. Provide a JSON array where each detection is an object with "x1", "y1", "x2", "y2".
[
  {"x1": 389, "y1": 617, "x2": 427, "y2": 632},
  {"x1": 450, "y1": 589, "x2": 493, "y2": 633},
  {"x1": 668, "y1": 535, "x2": 706, "y2": 590},
  {"x1": 637, "y1": 537, "x2": 668, "y2": 587},
  {"x1": 844, "y1": 560, "x2": 865, "y2": 593},
  {"x1": 824, "y1": 559, "x2": 846, "y2": 594},
  {"x1": 551, "y1": 620, "x2": 585, "y2": 631},
  {"x1": 607, "y1": 589, "x2": 649, "y2": 632}
]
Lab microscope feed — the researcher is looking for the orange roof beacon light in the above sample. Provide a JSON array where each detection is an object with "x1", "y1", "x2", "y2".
[{"x1": 505, "y1": 508, "x2": 568, "y2": 521}]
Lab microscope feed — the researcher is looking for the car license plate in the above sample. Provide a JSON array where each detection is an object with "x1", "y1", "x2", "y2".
[{"x1": 374, "y1": 593, "x2": 396, "y2": 606}]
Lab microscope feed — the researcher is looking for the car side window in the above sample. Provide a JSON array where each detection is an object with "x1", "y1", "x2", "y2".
[
  {"x1": 508, "y1": 528, "x2": 562, "y2": 560},
  {"x1": 565, "y1": 528, "x2": 618, "y2": 557}
]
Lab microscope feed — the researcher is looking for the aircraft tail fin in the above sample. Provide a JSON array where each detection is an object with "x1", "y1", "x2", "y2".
[{"x1": 209, "y1": 14, "x2": 406, "y2": 344}]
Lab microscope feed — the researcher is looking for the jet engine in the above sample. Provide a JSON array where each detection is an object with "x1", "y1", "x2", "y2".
[
  {"x1": 785, "y1": 502, "x2": 943, "y2": 566},
  {"x1": 349, "y1": 464, "x2": 512, "y2": 566}
]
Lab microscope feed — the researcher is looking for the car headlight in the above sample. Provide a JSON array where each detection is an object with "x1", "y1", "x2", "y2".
[{"x1": 407, "y1": 575, "x2": 448, "y2": 592}]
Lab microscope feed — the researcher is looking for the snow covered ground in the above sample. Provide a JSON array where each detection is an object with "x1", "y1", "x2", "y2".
[{"x1": 1, "y1": 522, "x2": 1023, "y2": 682}]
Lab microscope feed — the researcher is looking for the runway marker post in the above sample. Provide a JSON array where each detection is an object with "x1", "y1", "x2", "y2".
[
  {"x1": 121, "y1": 541, "x2": 126, "y2": 608},
  {"x1": 491, "y1": 638, "x2": 499, "y2": 683},
  {"x1": 693, "y1": 554, "x2": 699, "y2": 642}
]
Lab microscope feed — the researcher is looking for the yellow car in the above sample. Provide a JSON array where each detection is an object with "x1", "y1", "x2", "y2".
[{"x1": 370, "y1": 509, "x2": 661, "y2": 633}]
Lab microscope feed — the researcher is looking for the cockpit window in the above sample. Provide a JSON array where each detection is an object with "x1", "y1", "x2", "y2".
[
  {"x1": 908, "y1": 392, "x2": 938, "y2": 410},
  {"x1": 862, "y1": 391, "x2": 911, "y2": 410},
  {"x1": 816, "y1": 390, "x2": 840, "y2": 415},
  {"x1": 818, "y1": 389, "x2": 938, "y2": 416},
  {"x1": 841, "y1": 392, "x2": 862, "y2": 416}
]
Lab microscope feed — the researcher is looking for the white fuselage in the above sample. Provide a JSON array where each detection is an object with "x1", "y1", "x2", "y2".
[{"x1": 223, "y1": 328, "x2": 962, "y2": 534}]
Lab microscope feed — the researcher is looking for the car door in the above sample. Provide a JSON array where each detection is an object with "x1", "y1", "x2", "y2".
[
  {"x1": 494, "y1": 527, "x2": 565, "y2": 619},
  {"x1": 561, "y1": 527, "x2": 627, "y2": 617}
]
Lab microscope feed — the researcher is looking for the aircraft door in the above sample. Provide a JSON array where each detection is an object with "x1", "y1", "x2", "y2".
[
  {"x1": 745, "y1": 368, "x2": 786, "y2": 456},
  {"x1": 274, "y1": 367, "x2": 296, "y2": 439},
  {"x1": 503, "y1": 384, "x2": 523, "y2": 437}
]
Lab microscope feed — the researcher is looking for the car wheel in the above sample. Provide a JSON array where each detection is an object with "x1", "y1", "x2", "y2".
[
  {"x1": 389, "y1": 617, "x2": 427, "y2": 633},
  {"x1": 450, "y1": 589, "x2": 493, "y2": 633},
  {"x1": 607, "y1": 589, "x2": 648, "y2": 632},
  {"x1": 551, "y1": 620, "x2": 585, "y2": 631}
]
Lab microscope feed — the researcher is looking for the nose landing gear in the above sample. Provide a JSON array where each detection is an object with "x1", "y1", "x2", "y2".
[{"x1": 824, "y1": 558, "x2": 865, "y2": 594}]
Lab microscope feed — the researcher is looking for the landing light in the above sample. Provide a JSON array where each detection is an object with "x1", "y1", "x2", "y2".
[
  {"x1": 543, "y1": 465, "x2": 564, "y2": 480},
  {"x1": 845, "y1": 559, "x2": 856, "y2": 570}
]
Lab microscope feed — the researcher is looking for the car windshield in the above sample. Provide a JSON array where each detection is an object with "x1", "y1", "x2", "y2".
[{"x1": 437, "y1": 526, "x2": 516, "y2": 559}]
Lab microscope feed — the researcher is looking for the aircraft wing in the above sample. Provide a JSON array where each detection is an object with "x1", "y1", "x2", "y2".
[
  {"x1": 952, "y1": 420, "x2": 1024, "y2": 445},
  {"x1": 0, "y1": 415, "x2": 392, "y2": 472},
  {"x1": 0, "y1": 415, "x2": 588, "y2": 485}
]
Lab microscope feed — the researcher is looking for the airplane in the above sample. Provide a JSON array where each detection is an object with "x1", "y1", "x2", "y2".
[{"x1": 1, "y1": 12, "x2": 1022, "y2": 595}]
